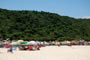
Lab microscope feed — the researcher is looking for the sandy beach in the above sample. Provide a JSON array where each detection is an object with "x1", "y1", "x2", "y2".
[{"x1": 0, "y1": 46, "x2": 90, "y2": 60}]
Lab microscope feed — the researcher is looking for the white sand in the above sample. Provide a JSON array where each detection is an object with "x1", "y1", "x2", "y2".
[{"x1": 0, "y1": 46, "x2": 90, "y2": 60}]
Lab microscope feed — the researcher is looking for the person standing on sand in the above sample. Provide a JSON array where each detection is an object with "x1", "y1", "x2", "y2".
[{"x1": 7, "y1": 46, "x2": 13, "y2": 53}]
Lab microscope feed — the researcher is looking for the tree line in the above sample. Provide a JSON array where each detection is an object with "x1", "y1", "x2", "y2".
[{"x1": 0, "y1": 8, "x2": 90, "y2": 41}]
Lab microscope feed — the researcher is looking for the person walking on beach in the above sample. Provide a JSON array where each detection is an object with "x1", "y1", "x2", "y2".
[{"x1": 7, "y1": 46, "x2": 13, "y2": 53}]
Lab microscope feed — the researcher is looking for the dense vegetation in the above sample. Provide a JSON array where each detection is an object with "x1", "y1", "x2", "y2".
[{"x1": 0, "y1": 8, "x2": 90, "y2": 41}]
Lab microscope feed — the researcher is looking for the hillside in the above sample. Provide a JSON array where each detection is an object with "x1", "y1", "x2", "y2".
[{"x1": 0, "y1": 8, "x2": 90, "y2": 41}]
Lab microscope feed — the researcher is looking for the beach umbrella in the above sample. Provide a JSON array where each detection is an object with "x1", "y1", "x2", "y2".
[
  {"x1": 17, "y1": 40, "x2": 24, "y2": 42},
  {"x1": 66, "y1": 41, "x2": 70, "y2": 44},
  {"x1": 17, "y1": 40, "x2": 24, "y2": 44},
  {"x1": 40, "y1": 42, "x2": 44, "y2": 45},
  {"x1": 10, "y1": 42, "x2": 18, "y2": 45},
  {"x1": 44, "y1": 42, "x2": 49, "y2": 45},
  {"x1": 61, "y1": 41, "x2": 69, "y2": 45},
  {"x1": 20, "y1": 41, "x2": 28, "y2": 45},
  {"x1": 36, "y1": 41, "x2": 41, "y2": 44},
  {"x1": 27, "y1": 41, "x2": 37, "y2": 45}
]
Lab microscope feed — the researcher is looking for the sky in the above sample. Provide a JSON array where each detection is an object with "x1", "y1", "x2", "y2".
[{"x1": 0, "y1": 0, "x2": 90, "y2": 18}]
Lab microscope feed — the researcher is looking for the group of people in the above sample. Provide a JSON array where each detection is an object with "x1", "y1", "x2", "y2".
[
  {"x1": 19, "y1": 44, "x2": 41, "y2": 51},
  {"x1": 2, "y1": 40, "x2": 90, "y2": 53},
  {"x1": 4, "y1": 44, "x2": 42, "y2": 53}
]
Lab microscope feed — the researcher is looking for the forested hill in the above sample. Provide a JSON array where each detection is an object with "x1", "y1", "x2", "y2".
[{"x1": 0, "y1": 8, "x2": 90, "y2": 41}]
